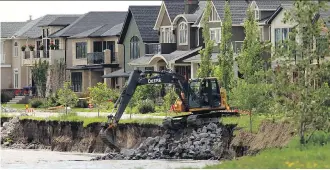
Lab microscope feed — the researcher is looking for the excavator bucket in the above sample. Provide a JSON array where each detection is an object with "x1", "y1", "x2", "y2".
[
  {"x1": 99, "y1": 126, "x2": 121, "y2": 152},
  {"x1": 99, "y1": 114, "x2": 121, "y2": 152}
]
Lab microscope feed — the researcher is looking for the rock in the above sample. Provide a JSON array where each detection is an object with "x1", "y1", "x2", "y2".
[
  {"x1": 202, "y1": 126, "x2": 207, "y2": 133},
  {"x1": 193, "y1": 141, "x2": 200, "y2": 146},
  {"x1": 189, "y1": 136, "x2": 195, "y2": 140},
  {"x1": 199, "y1": 133, "x2": 209, "y2": 138},
  {"x1": 159, "y1": 138, "x2": 166, "y2": 145},
  {"x1": 3, "y1": 141, "x2": 10, "y2": 146},
  {"x1": 121, "y1": 149, "x2": 135, "y2": 157},
  {"x1": 210, "y1": 134, "x2": 216, "y2": 138}
]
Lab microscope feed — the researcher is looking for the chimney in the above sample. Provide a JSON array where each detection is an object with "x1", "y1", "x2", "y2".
[
  {"x1": 185, "y1": 0, "x2": 199, "y2": 14},
  {"x1": 29, "y1": 15, "x2": 32, "y2": 21}
]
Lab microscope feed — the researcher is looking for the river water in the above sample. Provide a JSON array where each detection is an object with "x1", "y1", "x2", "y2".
[{"x1": 0, "y1": 149, "x2": 219, "y2": 169}]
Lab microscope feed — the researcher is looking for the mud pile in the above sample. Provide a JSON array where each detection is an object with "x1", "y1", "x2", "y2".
[
  {"x1": 92, "y1": 123, "x2": 236, "y2": 160},
  {"x1": 1, "y1": 116, "x2": 20, "y2": 146}
]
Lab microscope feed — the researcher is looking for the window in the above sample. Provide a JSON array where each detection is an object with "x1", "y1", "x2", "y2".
[
  {"x1": 259, "y1": 27, "x2": 264, "y2": 41},
  {"x1": 14, "y1": 42, "x2": 18, "y2": 57},
  {"x1": 54, "y1": 39, "x2": 60, "y2": 50},
  {"x1": 14, "y1": 69, "x2": 19, "y2": 89},
  {"x1": 161, "y1": 27, "x2": 172, "y2": 43},
  {"x1": 130, "y1": 36, "x2": 140, "y2": 59},
  {"x1": 275, "y1": 28, "x2": 291, "y2": 48},
  {"x1": 179, "y1": 22, "x2": 188, "y2": 45},
  {"x1": 210, "y1": 28, "x2": 221, "y2": 44},
  {"x1": 76, "y1": 42, "x2": 87, "y2": 58},
  {"x1": 71, "y1": 72, "x2": 82, "y2": 92},
  {"x1": 209, "y1": 5, "x2": 220, "y2": 21},
  {"x1": 255, "y1": 10, "x2": 260, "y2": 20},
  {"x1": 175, "y1": 66, "x2": 191, "y2": 79}
]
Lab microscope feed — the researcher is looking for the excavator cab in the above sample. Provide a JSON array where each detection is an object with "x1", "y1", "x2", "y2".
[{"x1": 188, "y1": 78, "x2": 221, "y2": 110}]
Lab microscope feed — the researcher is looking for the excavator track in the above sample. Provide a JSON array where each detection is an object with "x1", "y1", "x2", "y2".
[{"x1": 99, "y1": 126, "x2": 121, "y2": 152}]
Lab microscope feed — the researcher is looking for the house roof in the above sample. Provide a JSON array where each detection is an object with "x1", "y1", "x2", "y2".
[
  {"x1": 254, "y1": 0, "x2": 290, "y2": 10},
  {"x1": 49, "y1": 11, "x2": 126, "y2": 38},
  {"x1": 43, "y1": 16, "x2": 81, "y2": 26},
  {"x1": 183, "y1": 53, "x2": 218, "y2": 63},
  {"x1": 118, "y1": 5, "x2": 160, "y2": 44},
  {"x1": 0, "y1": 22, "x2": 27, "y2": 38},
  {"x1": 164, "y1": 0, "x2": 186, "y2": 21},
  {"x1": 102, "y1": 68, "x2": 130, "y2": 78},
  {"x1": 101, "y1": 23, "x2": 124, "y2": 37},
  {"x1": 13, "y1": 15, "x2": 79, "y2": 38},
  {"x1": 213, "y1": 0, "x2": 249, "y2": 25}
]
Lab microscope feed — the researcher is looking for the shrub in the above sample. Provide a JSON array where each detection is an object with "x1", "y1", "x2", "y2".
[
  {"x1": 46, "y1": 92, "x2": 61, "y2": 107},
  {"x1": 1, "y1": 93, "x2": 11, "y2": 103},
  {"x1": 307, "y1": 131, "x2": 330, "y2": 146},
  {"x1": 75, "y1": 99, "x2": 89, "y2": 108},
  {"x1": 29, "y1": 98, "x2": 46, "y2": 108},
  {"x1": 137, "y1": 99, "x2": 155, "y2": 114}
]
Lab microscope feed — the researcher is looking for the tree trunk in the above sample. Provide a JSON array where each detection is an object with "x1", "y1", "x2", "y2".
[
  {"x1": 249, "y1": 110, "x2": 252, "y2": 133},
  {"x1": 65, "y1": 104, "x2": 68, "y2": 115},
  {"x1": 45, "y1": 69, "x2": 51, "y2": 97},
  {"x1": 299, "y1": 122, "x2": 305, "y2": 145},
  {"x1": 98, "y1": 108, "x2": 100, "y2": 117}
]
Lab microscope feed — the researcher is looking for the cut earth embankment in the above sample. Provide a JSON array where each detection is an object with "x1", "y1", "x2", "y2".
[{"x1": 0, "y1": 116, "x2": 295, "y2": 161}]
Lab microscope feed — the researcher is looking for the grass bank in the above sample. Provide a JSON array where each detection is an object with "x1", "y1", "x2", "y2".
[
  {"x1": 19, "y1": 113, "x2": 163, "y2": 127},
  {"x1": 205, "y1": 139, "x2": 330, "y2": 169}
]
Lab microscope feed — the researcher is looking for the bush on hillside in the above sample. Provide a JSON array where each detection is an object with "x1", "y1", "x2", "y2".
[
  {"x1": 29, "y1": 98, "x2": 46, "y2": 108},
  {"x1": 137, "y1": 99, "x2": 155, "y2": 114},
  {"x1": 1, "y1": 93, "x2": 11, "y2": 103}
]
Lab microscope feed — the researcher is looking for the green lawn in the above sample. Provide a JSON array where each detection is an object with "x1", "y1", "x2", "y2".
[
  {"x1": 2, "y1": 104, "x2": 27, "y2": 109},
  {"x1": 205, "y1": 141, "x2": 330, "y2": 169},
  {"x1": 19, "y1": 113, "x2": 163, "y2": 127}
]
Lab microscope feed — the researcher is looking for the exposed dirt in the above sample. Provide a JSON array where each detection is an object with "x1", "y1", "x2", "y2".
[
  {"x1": 1, "y1": 118, "x2": 163, "y2": 153},
  {"x1": 230, "y1": 120, "x2": 296, "y2": 157},
  {"x1": 1, "y1": 117, "x2": 296, "y2": 161}
]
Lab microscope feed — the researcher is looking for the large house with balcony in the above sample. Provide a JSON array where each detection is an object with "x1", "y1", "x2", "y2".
[
  {"x1": 0, "y1": 15, "x2": 80, "y2": 91},
  {"x1": 49, "y1": 11, "x2": 126, "y2": 92}
]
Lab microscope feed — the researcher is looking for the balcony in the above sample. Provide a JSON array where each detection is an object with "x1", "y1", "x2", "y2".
[
  {"x1": 145, "y1": 43, "x2": 177, "y2": 55},
  {"x1": 87, "y1": 52, "x2": 104, "y2": 65},
  {"x1": 22, "y1": 50, "x2": 64, "y2": 66},
  {"x1": 73, "y1": 50, "x2": 118, "y2": 66}
]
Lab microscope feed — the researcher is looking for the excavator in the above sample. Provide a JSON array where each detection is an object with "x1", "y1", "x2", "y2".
[{"x1": 99, "y1": 69, "x2": 239, "y2": 152}]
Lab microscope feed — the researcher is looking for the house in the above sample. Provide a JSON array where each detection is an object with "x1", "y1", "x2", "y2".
[
  {"x1": 0, "y1": 21, "x2": 27, "y2": 89},
  {"x1": 102, "y1": 5, "x2": 161, "y2": 81},
  {"x1": 265, "y1": 1, "x2": 330, "y2": 69},
  {"x1": 0, "y1": 15, "x2": 80, "y2": 91},
  {"x1": 49, "y1": 11, "x2": 126, "y2": 93}
]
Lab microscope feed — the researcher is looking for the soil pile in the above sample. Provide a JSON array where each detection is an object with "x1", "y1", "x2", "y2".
[
  {"x1": 92, "y1": 123, "x2": 236, "y2": 160},
  {"x1": 231, "y1": 120, "x2": 295, "y2": 156}
]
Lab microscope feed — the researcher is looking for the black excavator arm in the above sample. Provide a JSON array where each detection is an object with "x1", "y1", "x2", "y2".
[{"x1": 99, "y1": 69, "x2": 190, "y2": 151}]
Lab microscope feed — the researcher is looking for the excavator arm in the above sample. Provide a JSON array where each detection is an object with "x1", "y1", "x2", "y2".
[{"x1": 99, "y1": 69, "x2": 190, "y2": 151}]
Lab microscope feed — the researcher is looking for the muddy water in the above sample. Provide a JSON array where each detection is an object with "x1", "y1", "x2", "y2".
[{"x1": 0, "y1": 149, "x2": 220, "y2": 169}]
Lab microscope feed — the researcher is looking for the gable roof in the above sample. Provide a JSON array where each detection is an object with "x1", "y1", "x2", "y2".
[
  {"x1": 118, "y1": 5, "x2": 160, "y2": 44},
  {"x1": 253, "y1": 0, "x2": 289, "y2": 10},
  {"x1": 44, "y1": 16, "x2": 81, "y2": 26},
  {"x1": 49, "y1": 11, "x2": 126, "y2": 38},
  {"x1": 0, "y1": 22, "x2": 27, "y2": 38},
  {"x1": 213, "y1": 0, "x2": 249, "y2": 25},
  {"x1": 164, "y1": 0, "x2": 186, "y2": 21},
  {"x1": 13, "y1": 15, "x2": 79, "y2": 38}
]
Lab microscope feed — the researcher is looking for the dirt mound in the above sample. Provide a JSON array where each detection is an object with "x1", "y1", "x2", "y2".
[{"x1": 231, "y1": 120, "x2": 296, "y2": 156}]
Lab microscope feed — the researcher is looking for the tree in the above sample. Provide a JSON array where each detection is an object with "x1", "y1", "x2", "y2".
[
  {"x1": 31, "y1": 59, "x2": 49, "y2": 97},
  {"x1": 198, "y1": 0, "x2": 214, "y2": 78},
  {"x1": 237, "y1": 6, "x2": 263, "y2": 83},
  {"x1": 57, "y1": 81, "x2": 78, "y2": 114},
  {"x1": 218, "y1": 1, "x2": 234, "y2": 97},
  {"x1": 274, "y1": 0, "x2": 330, "y2": 144},
  {"x1": 163, "y1": 86, "x2": 178, "y2": 116},
  {"x1": 88, "y1": 82, "x2": 113, "y2": 117},
  {"x1": 48, "y1": 59, "x2": 66, "y2": 96}
]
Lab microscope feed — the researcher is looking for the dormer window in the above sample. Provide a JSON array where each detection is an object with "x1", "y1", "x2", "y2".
[
  {"x1": 161, "y1": 26, "x2": 173, "y2": 43},
  {"x1": 209, "y1": 5, "x2": 220, "y2": 22},
  {"x1": 255, "y1": 9, "x2": 260, "y2": 20},
  {"x1": 130, "y1": 36, "x2": 140, "y2": 59},
  {"x1": 210, "y1": 28, "x2": 221, "y2": 45},
  {"x1": 179, "y1": 22, "x2": 188, "y2": 45}
]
